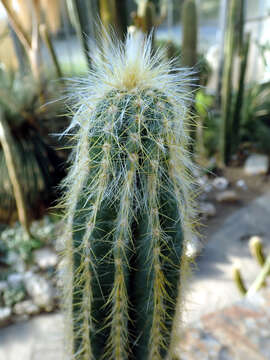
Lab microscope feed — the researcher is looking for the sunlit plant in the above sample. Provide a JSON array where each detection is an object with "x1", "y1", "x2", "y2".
[{"x1": 60, "y1": 32, "x2": 197, "y2": 360}]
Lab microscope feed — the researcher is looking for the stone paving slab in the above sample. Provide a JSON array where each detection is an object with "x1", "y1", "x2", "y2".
[
  {"x1": 178, "y1": 290, "x2": 270, "y2": 360},
  {"x1": 183, "y1": 191, "x2": 270, "y2": 324},
  {"x1": 0, "y1": 313, "x2": 63, "y2": 360}
]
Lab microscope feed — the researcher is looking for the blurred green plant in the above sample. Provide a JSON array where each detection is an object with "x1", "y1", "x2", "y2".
[
  {"x1": 0, "y1": 109, "x2": 30, "y2": 234},
  {"x1": 240, "y1": 81, "x2": 270, "y2": 153},
  {"x1": 1, "y1": 225, "x2": 44, "y2": 263},
  {"x1": 0, "y1": 68, "x2": 66, "y2": 225},
  {"x1": 195, "y1": 90, "x2": 216, "y2": 158},
  {"x1": 195, "y1": 90, "x2": 214, "y2": 118},
  {"x1": 0, "y1": 216, "x2": 56, "y2": 287},
  {"x1": 194, "y1": 80, "x2": 270, "y2": 159},
  {"x1": 2, "y1": 283, "x2": 26, "y2": 307}
]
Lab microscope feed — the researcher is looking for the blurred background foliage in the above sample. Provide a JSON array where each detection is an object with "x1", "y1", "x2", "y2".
[{"x1": 0, "y1": 0, "x2": 269, "y2": 230}]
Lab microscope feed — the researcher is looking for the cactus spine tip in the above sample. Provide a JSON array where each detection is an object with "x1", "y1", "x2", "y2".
[{"x1": 60, "y1": 32, "x2": 197, "y2": 360}]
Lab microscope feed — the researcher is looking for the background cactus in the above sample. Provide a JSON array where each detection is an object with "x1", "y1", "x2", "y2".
[
  {"x1": 233, "y1": 236, "x2": 270, "y2": 296},
  {"x1": 99, "y1": 0, "x2": 127, "y2": 40},
  {"x1": 61, "y1": 33, "x2": 196, "y2": 360},
  {"x1": 181, "y1": 0, "x2": 198, "y2": 154},
  {"x1": 138, "y1": 1, "x2": 156, "y2": 34},
  {"x1": 181, "y1": 0, "x2": 197, "y2": 68},
  {"x1": 231, "y1": 32, "x2": 250, "y2": 155},
  {"x1": 221, "y1": 0, "x2": 245, "y2": 164}
]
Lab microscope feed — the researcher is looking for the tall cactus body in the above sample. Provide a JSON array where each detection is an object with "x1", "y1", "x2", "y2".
[
  {"x1": 181, "y1": 0, "x2": 197, "y2": 68},
  {"x1": 221, "y1": 0, "x2": 244, "y2": 164},
  {"x1": 61, "y1": 33, "x2": 196, "y2": 360},
  {"x1": 181, "y1": 0, "x2": 198, "y2": 154}
]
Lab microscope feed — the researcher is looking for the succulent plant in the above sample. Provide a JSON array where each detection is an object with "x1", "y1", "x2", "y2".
[
  {"x1": 181, "y1": 0, "x2": 197, "y2": 68},
  {"x1": 221, "y1": 0, "x2": 245, "y2": 164},
  {"x1": 0, "y1": 70, "x2": 65, "y2": 225},
  {"x1": 233, "y1": 236, "x2": 270, "y2": 297},
  {"x1": 60, "y1": 32, "x2": 197, "y2": 360}
]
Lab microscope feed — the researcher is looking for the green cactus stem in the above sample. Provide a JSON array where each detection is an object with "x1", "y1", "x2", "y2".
[
  {"x1": 233, "y1": 237, "x2": 270, "y2": 296},
  {"x1": 249, "y1": 236, "x2": 266, "y2": 267},
  {"x1": 231, "y1": 33, "x2": 250, "y2": 153},
  {"x1": 247, "y1": 254, "x2": 270, "y2": 296},
  {"x1": 99, "y1": 0, "x2": 127, "y2": 41},
  {"x1": 60, "y1": 33, "x2": 196, "y2": 360},
  {"x1": 181, "y1": 0, "x2": 198, "y2": 154},
  {"x1": 233, "y1": 264, "x2": 247, "y2": 296},
  {"x1": 249, "y1": 236, "x2": 269, "y2": 287},
  {"x1": 181, "y1": 0, "x2": 197, "y2": 68},
  {"x1": 221, "y1": 0, "x2": 237, "y2": 165},
  {"x1": 221, "y1": 0, "x2": 245, "y2": 164}
]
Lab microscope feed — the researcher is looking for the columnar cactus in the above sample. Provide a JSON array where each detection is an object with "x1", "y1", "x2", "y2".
[
  {"x1": 181, "y1": 0, "x2": 197, "y2": 68},
  {"x1": 221, "y1": 0, "x2": 244, "y2": 164},
  {"x1": 61, "y1": 33, "x2": 196, "y2": 360},
  {"x1": 233, "y1": 236, "x2": 270, "y2": 296}
]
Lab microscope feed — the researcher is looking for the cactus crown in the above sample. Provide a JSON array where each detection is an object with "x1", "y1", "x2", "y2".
[{"x1": 60, "y1": 33, "x2": 197, "y2": 360}]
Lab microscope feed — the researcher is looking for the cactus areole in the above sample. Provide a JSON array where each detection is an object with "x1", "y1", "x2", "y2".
[{"x1": 61, "y1": 33, "x2": 197, "y2": 360}]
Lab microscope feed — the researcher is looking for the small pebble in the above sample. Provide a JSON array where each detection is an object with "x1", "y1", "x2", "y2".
[
  {"x1": 34, "y1": 247, "x2": 58, "y2": 270},
  {"x1": 185, "y1": 236, "x2": 204, "y2": 259},
  {"x1": 24, "y1": 272, "x2": 56, "y2": 312},
  {"x1": 0, "y1": 307, "x2": 12, "y2": 326},
  {"x1": 212, "y1": 177, "x2": 229, "y2": 191},
  {"x1": 199, "y1": 202, "x2": 216, "y2": 217},
  {"x1": 244, "y1": 154, "x2": 269, "y2": 175},
  {"x1": 7, "y1": 273, "x2": 24, "y2": 287},
  {"x1": 13, "y1": 300, "x2": 40, "y2": 316},
  {"x1": 236, "y1": 179, "x2": 248, "y2": 190},
  {"x1": 216, "y1": 190, "x2": 239, "y2": 203}
]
